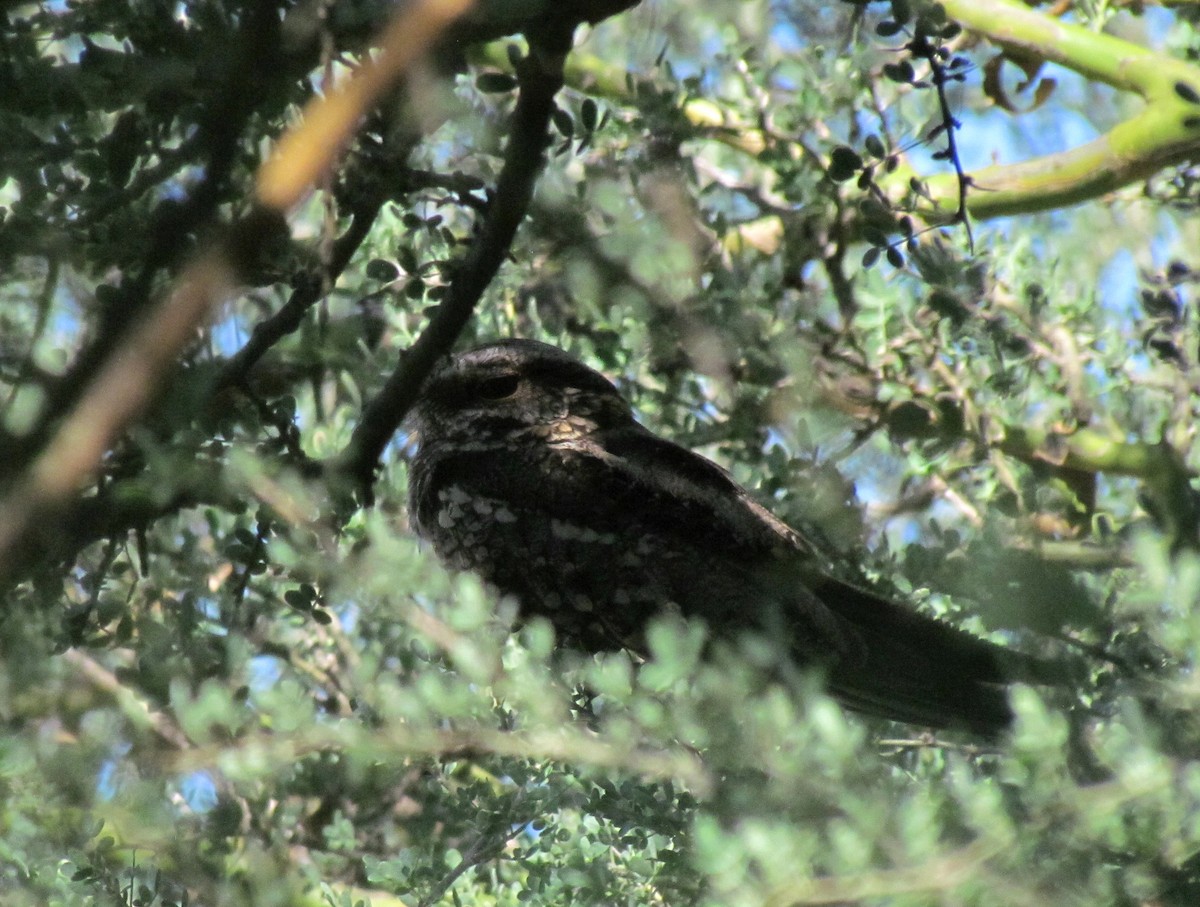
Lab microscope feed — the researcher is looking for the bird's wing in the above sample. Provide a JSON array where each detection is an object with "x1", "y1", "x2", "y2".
[
  {"x1": 802, "y1": 573, "x2": 1014, "y2": 734},
  {"x1": 417, "y1": 425, "x2": 1039, "y2": 735},
  {"x1": 591, "y1": 429, "x2": 1049, "y2": 736},
  {"x1": 415, "y1": 423, "x2": 864, "y2": 655},
  {"x1": 583, "y1": 427, "x2": 810, "y2": 553},
  {"x1": 556, "y1": 428, "x2": 876, "y2": 659}
]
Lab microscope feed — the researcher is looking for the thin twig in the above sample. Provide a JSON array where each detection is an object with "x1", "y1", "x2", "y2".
[
  {"x1": 417, "y1": 788, "x2": 530, "y2": 907},
  {"x1": 220, "y1": 192, "x2": 388, "y2": 390},
  {"x1": 62, "y1": 648, "x2": 192, "y2": 750},
  {"x1": 910, "y1": 29, "x2": 974, "y2": 251}
]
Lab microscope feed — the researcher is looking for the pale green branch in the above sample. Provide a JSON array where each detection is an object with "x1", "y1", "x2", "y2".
[
  {"x1": 914, "y1": 0, "x2": 1200, "y2": 219},
  {"x1": 997, "y1": 424, "x2": 1183, "y2": 478},
  {"x1": 944, "y1": 0, "x2": 1174, "y2": 93},
  {"x1": 998, "y1": 425, "x2": 1200, "y2": 541},
  {"x1": 474, "y1": 4, "x2": 1200, "y2": 223}
]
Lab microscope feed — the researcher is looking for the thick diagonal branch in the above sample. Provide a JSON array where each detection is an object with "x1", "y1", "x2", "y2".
[{"x1": 335, "y1": 28, "x2": 573, "y2": 497}]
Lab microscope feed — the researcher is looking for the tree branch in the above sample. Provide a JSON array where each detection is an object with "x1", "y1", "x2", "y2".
[
  {"x1": 496, "y1": 1, "x2": 1200, "y2": 223},
  {"x1": 910, "y1": 0, "x2": 1200, "y2": 219},
  {"x1": 10, "y1": 1, "x2": 286, "y2": 477},
  {"x1": 334, "y1": 26, "x2": 574, "y2": 498},
  {"x1": 219, "y1": 191, "x2": 388, "y2": 391},
  {"x1": 0, "y1": 0, "x2": 473, "y2": 579}
]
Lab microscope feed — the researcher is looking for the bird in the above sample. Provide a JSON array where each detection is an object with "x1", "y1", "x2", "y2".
[{"x1": 406, "y1": 338, "x2": 1047, "y2": 736}]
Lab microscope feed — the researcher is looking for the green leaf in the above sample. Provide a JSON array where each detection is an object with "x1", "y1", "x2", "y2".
[
  {"x1": 827, "y1": 146, "x2": 863, "y2": 181},
  {"x1": 475, "y1": 71, "x2": 518, "y2": 93}
]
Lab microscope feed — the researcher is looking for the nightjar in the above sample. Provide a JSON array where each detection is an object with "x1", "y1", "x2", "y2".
[{"x1": 407, "y1": 339, "x2": 1038, "y2": 735}]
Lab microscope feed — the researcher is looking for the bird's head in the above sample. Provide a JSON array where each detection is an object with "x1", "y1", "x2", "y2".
[{"x1": 409, "y1": 339, "x2": 636, "y2": 451}]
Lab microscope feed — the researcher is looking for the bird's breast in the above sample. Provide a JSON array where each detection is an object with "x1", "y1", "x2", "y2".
[
  {"x1": 421, "y1": 478, "x2": 685, "y2": 649},
  {"x1": 409, "y1": 440, "x2": 776, "y2": 650}
]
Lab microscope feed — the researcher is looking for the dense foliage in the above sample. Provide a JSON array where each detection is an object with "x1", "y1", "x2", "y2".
[{"x1": 3, "y1": 0, "x2": 1200, "y2": 904}]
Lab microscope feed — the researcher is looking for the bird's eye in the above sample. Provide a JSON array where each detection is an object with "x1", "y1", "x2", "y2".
[{"x1": 475, "y1": 374, "x2": 521, "y2": 401}]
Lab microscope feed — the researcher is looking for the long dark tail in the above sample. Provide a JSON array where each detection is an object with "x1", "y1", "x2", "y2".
[{"x1": 813, "y1": 576, "x2": 1054, "y2": 737}]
